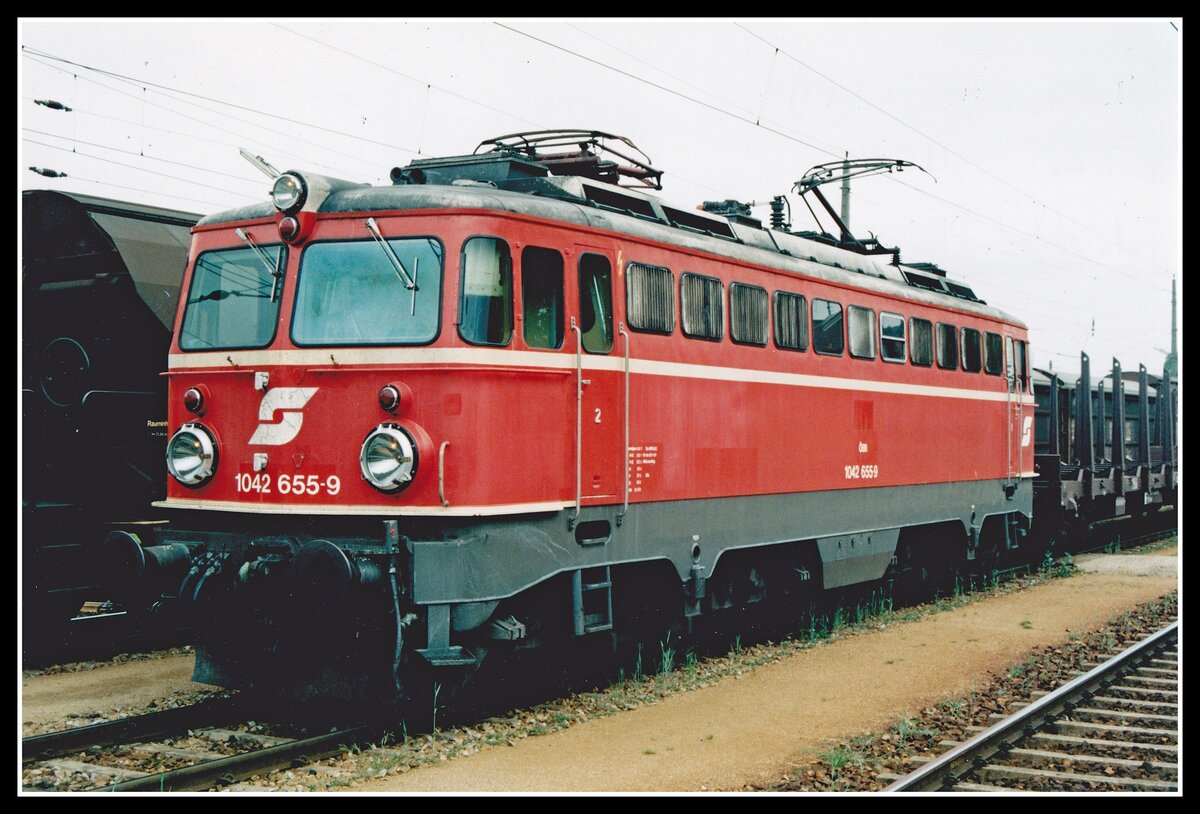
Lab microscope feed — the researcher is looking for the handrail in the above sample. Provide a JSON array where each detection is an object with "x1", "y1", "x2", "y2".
[
  {"x1": 570, "y1": 317, "x2": 582, "y2": 529},
  {"x1": 438, "y1": 441, "x2": 450, "y2": 508},
  {"x1": 617, "y1": 323, "x2": 630, "y2": 526}
]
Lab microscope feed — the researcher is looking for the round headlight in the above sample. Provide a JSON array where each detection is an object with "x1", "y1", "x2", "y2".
[
  {"x1": 271, "y1": 173, "x2": 307, "y2": 213},
  {"x1": 166, "y1": 423, "x2": 218, "y2": 486},
  {"x1": 359, "y1": 424, "x2": 418, "y2": 492}
]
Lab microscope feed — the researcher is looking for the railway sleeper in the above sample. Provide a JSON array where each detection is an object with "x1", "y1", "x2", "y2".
[
  {"x1": 198, "y1": 728, "x2": 294, "y2": 748},
  {"x1": 1096, "y1": 685, "x2": 1177, "y2": 699},
  {"x1": 1058, "y1": 707, "x2": 1176, "y2": 725},
  {"x1": 1087, "y1": 695, "x2": 1177, "y2": 711},
  {"x1": 975, "y1": 763, "x2": 1177, "y2": 792},
  {"x1": 943, "y1": 782, "x2": 1015, "y2": 792},
  {"x1": 1024, "y1": 693, "x2": 1177, "y2": 713},
  {"x1": 1004, "y1": 705, "x2": 1177, "y2": 725},
  {"x1": 128, "y1": 742, "x2": 230, "y2": 762},
  {"x1": 1025, "y1": 733, "x2": 1178, "y2": 758},
  {"x1": 1113, "y1": 675, "x2": 1176, "y2": 687},
  {"x1": 1130, "y1": 666, "x2": 1176, "y2": 678},
  {"x1": 999, "y1": 747, "x2": 1176, "y2": 776},
  {"x1": 939, "y1": 741, "x2": 1176, "y2": 773},
  {"x1": 979, "y1": 718, "x2": 1177, "y2": 743},
  {"x1": 1079, "y1": 663, "x2": 1176, "y2": 676},
  {"x1": 37, "y1": 759, "x2": 150, "y2": 783}
]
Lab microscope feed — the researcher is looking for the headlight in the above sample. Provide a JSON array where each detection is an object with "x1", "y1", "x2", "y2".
[
  {"x1": 166, "y1": 423, "x2": 218, "y2": 486},
  {"x1": 271, "y1": 173, "x2": 307, "y2": 213},
  {"x1": 359, "y1": 424, "x2": 418, "y2": 492}
]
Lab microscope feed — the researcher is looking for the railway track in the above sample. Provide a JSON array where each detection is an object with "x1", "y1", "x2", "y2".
[
  {"x1": 1070, "y1": 516, "x2": 1178, "y2": 558},
  {"x1": 22, "y1": 696, "x2": 381, "y2": 792},
  {"x1": 884, "y1": 621, "x2": 1179, "y2": 792}
]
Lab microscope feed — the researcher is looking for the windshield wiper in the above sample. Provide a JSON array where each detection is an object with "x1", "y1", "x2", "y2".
[
  {"x1": 235, "y1": 228, "x2": 283, "y2": 302},
  {"x1": 190, "y1": 288, "x2": 268, "y2": 304},
  {"x1": 364, "y1": 218, "x2": 417, "y2": 290}
]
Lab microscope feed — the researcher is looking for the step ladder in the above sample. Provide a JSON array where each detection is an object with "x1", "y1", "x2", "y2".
[{"x1": 571, "y1": 566, "x2": 613, "y2": 635}]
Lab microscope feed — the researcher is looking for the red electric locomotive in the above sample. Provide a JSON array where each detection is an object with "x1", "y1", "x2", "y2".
[{"x1": 101, "y1": 131, "x2": 1036, "y2": 701}]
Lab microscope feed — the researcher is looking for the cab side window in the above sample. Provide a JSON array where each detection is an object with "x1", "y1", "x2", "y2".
[
  {"x1": 580, "y1": 253, "x2": 613, "y2": 353},
  {"x1": 521, "y1": 246, "x2": 563, "y2": 350},
  {"x1": 460, "y1": 237, "x2": 512, "y2": 346}
]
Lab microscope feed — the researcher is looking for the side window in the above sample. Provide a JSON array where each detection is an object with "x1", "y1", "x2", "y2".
[
  {"x1": 909, "y1": 318, "x2": 933, "y2": 366},
  {"x1": 812, "y1": 298, "x2": 844, "y2": 356},
  {"x1": 773, "y1": 291, "x2": 808, "y2": 351},
  {"x1": 730, "y1": 283, "x2": 768, "y2": 346},
  {"x1": 848, "y1": 305, "x2": 877, "y2": 360},
  {"x1": 984, "y1": 331, "x2": 1004, "y2": 376},
  {"x1": 961, "y1": 327, "x2": 983, "y2": 373},
  {"x1": 626, "y1": 262, "x2": 674, "y2": 334},
  {"x1": 1016, "y1": 339, "x2": 1028, "y2": 392},
  {"x1": 880, "y1": 312, "x2": 906, "y2": 363},
  {"x1": 579, "y1": 253, "x2": 613, "y2": 353},
  {"x1": 680, "y1": 272, "x2": 724, "y2": 341},
  {"x1": 936, "y1": 322, "x2": 958, "y2": 370},
  {"x1": 1004, "y1": 335, "x2": 1016, "y2": 392},
  {"x1": 459, "y1": 237, "x2": 512, "y2": 346},
  {"x1": 521, "y1": 246, "x2": 563, "y2": 350}
]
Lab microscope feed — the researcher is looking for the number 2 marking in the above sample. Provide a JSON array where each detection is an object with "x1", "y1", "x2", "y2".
[{"x1": 594, "y1": 408, "x2": 602, "y2": 423}]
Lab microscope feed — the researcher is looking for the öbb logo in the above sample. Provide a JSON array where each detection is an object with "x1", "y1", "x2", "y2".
[{"x1": 249, "y1": 387, "x2": 318, "y2": 446}]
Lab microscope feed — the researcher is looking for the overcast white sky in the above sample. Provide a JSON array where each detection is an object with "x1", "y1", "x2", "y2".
[{"x1": 18, "y1": 17, "x2": 1182, "y2": 382}]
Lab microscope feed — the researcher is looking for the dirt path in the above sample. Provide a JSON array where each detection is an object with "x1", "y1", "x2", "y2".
[
  {"x1": 22, "y1": 653, "x2": 206, "y2": 727},
  {"x1": 361, "y1": 553, "x2": 1177, "y2": 792}
]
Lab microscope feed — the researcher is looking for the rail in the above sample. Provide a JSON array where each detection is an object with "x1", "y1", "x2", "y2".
[{"x1": 885, "y1": 621, "x2": 1178, "y2": 792}]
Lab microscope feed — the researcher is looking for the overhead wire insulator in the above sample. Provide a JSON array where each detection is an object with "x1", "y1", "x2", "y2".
[
  {"x1": 29, "y1": 167, "x2": 68, "y2": 178},
  {"x1": 34, "y1": 99, "x2": 73, "y2": 112}
]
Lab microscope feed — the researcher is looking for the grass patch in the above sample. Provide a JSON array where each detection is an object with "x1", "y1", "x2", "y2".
[{"x1": 1118, "y1": 534, "x2": 1177, "y2": 555}]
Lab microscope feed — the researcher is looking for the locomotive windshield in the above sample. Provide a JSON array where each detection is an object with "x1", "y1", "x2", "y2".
[
  {"x1": 180, "y1": 245, "x2": 285, "y2": 350},
  {"x1": 292, "y1": 237, "x2": 443, "y2": 345}
]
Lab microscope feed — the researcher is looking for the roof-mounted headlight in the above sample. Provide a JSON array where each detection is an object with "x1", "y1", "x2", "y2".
[
  {"x1": 166, "y1": 422, "x2": 218, "y2": 486},
  {"x1": 359, "y1": 424, "x2": 418, "y2": 493},
  {"x1": 271, "y1": 173, "x2": 307, "y2": 214}
]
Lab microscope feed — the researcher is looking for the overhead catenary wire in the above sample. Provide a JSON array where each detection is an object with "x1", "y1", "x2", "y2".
[
  {"x1": 850, "y1": 186, "x2": 1162, "y2": 299},
  {"x1": 890, "y1": 178, "x2": 1169, "y2": 294},
  {"x1": 52, "y1": 173, "x2": 236, "y2": 211},
  {"x1": 23, "y1": 127, "x2": 265, "y2": 186},
  {"x1": 564, "y1": 22, "x2": 761, "y2": 121},
  {"x1": 23, "y1": 53, "x2": 386, "y2": 178},
  {"x1": 732, "y1": 21, "x2": 1175, "y2": 280},
  {"x1": 18, "y1": 23, "x2": 1174, "y2": 365},
  {"x1": 493, "y1": 22, "x2": 842, "y2": 157},
  {"x1": 23, "y1": 56, "x2": 373, "y2": 181},
  {"x1": 23, "y1": 138, "x2": 258, "y2": 201},
  {"x1": 22, "y1": 46, "x2": 422, "y2": 158},
  {"x1": 270, "y1": 23, "x2": 542, "y2": 134},
  {"x1": 21, "y1": 92, "x2": 358, "y2": 178},
  {"x1": 271, "y1": 22, "x2": 734, "y2": 202},
  {"x1": 494, "y1": 22, "x2": 1171, "y2": 300}
]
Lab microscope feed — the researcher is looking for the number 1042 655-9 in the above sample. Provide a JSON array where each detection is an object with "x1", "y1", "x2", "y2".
[
  {"x1": 236, "y1": 472, "x2": 341, "y2": 496},
  {"x1": 844, "y1": 464, "x2": 879, "y2": 480}
]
